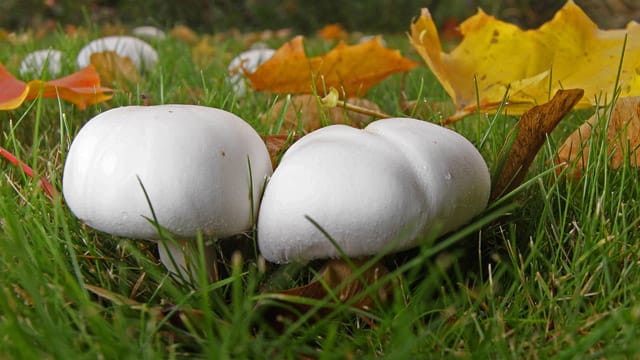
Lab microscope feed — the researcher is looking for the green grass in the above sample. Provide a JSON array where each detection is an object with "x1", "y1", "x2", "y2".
[{"x1": 1, "y1": 27, "x2": 640, "y2": 359}]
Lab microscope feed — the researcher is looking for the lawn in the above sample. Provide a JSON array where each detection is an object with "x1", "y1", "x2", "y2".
[{"x1": 1, "y1": 21, "x2": 640, "y2": 359}]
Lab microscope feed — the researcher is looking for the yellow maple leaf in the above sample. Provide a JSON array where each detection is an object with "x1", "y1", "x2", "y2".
[
  {"x1": 410, "y1": 0, "x2": 640, "y2": 122},
  {"x1": 247, "y1": 36, "x2": 418, "y2": 97}
]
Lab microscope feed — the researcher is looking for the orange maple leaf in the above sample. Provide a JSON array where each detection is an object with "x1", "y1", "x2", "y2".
[
  {"x1": 317, "y1": 23, "x2": 348, "y2": 40},
  {"x1": 246, "y1": 36, "x2": 418, "y2": 97},
  {"x1": 0, "y1": 63, "x2": 113, "y2": 110}
]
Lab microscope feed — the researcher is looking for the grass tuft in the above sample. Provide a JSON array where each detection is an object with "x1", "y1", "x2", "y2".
[{"x1": 0, "y1": 27, "x2": 639, "y2": 358}]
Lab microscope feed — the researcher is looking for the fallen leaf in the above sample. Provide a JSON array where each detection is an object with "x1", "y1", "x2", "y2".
[
  {"x1": 85, "y1": 284, "x2": 140, "y2": 307},
  {"x1": 191, "y1": 35, "x2": 216, "y2": 68},
  {"x1": 264, "y1": 94, "x2": 383, "y2": 134},
  {"x1": 317, "y1": 23, "x2": 348, "y2": 40},
  {"x1": 170, "y1": 25, "x2": 199, "y2": 45},
  {"x1": 258, "y1": 259, "x2": 392, "y2": 330},
  {"x1": 0, "y1": 63, "x2": 30, "y2": 109},
  {"x1": 247, "y1": 36, "x2": 418, "y2": 97},
  {"x1": 0, "y1": 63, "x2": 113, "y2": 110},
  {"x1": 410, "y1": 1, "x2": 640, "y2": 122},
  {"x1": 64, "y1": 24, "x2": 78, "y2": 36},
  {"x1": 262, "y1": 134, "x2": 299, "y2": 168},
  {"x1": 85, "y1": 284, "x2": 225, "y2": 334},
  {"x1": 557, "y1": 96, "x2": 640, "y2": 177},
  {"x1": 90, "y1": 51, "x2": 140, "y2": 88},
  {"x1": 492, "y1": 88, "x2": 584, "y2": 199},
  {"x1": 101, "y1": 22, "x2": 128, "y2": 36},
  {"x1": 440, "y1": 17, "x2": 462, "y2": 43}
]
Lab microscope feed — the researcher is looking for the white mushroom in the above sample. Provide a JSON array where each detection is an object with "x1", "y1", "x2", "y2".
[
  {"x1": 63, "y1": 105, "x2": 272, "y2": 281},
  {"x1": 132, "y1": 26, "x2": 166, "y2": 40},
  {"x1": 358, "y1": 35, "x2": 387, "y2": 47},
  {"x1": 19, "y1": 49, "x2": 63, "y2": 78},
  {"x1": 76, "y1": 36, "x2": 159, "y2": 70},
  {"x1": 227, "y1": 48, "x2": 275, "y2": 98},
  {"x1": 257, "y1": 118, "x2": 490, "y2": 264}
]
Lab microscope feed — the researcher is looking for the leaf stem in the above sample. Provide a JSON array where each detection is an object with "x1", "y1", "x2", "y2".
[
  {"x1": 0, "y1": 145, "x2": 57, "y2": 200},
  {"x1": 320, "y1": 89, "x2": 392, "y2": 119}
]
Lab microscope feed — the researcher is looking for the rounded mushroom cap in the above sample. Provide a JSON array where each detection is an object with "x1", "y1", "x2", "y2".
[
  {"x1": 63, "y1": 105, "x2": 272, "y2": 240},
  {"x1": 132, "y1": 26, "x2": 166, "y2": 40},
  {"x1": 19, "y1": 49, "x2": 62, "y2": 78},
  {"x1": 76, "y1": 36, "x2": 159, "y2": 70},
  {"x1": 227, "y1": 48, "x2": 275, "y2": 97},
  {"x1": 257, "y1": 118, "x2": 490, "y2": 264}
]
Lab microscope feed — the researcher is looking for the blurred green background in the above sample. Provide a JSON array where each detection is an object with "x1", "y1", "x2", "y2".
[{"x1": 1, "y1": 0, "x2": 637, "y2": 33}]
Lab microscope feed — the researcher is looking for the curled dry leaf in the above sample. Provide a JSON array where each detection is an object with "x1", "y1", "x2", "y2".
[
  {"x1": 90, "y1": 51, "x2": 140, "y2": 88},
  {"x1": 0, "y1": 62, "x2": 113, "y2": 110},
  {"x1": 492, "y1": 88, "x2": 584, "y2": 200},
  {"x1": 410, "y1": 1, "x2": 640, "y2": 122},
  {"x1": 247, "y1": 36, "x2": 418, "y2": 97},
  {"x1": 556, "y1": 96, "x2": 640, "y2": 178}
]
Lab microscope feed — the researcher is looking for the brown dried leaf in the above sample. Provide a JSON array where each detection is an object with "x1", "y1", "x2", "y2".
[
  {"x1": 557, "y1": 96, "x2": 640, "y2": 178},
  {"x1": 262, "y1": 134, "x2": 298, "y2": 168},
  {"x1": 86, "y1": 284, "x2": 224, "y2": 334},
  {"x1": 90, "y1": 51, "x2": 140, "y2": 89},
  {"x1": 85, "y1": 284, "x2": 141, "y2": 307},
  {"x1": 259, "y1": 259, "x2": 393, "y2": 330},
  {"x1": 492, "y1": 88, "x2": 584, "y2": 200},
  {"x1": 264, "y1": 94, "x2": 382, "y2": 134}
]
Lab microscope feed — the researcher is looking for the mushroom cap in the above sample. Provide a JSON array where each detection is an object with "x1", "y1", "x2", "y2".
[
  {"x1": 132, "y1": 26, "x2": 166, "y2": 40},
  {"x1": 19, "y1": 49, "x2": 62, "y2": 78},
  {"x1": 257, "y1": 118, "x2": 490, "y2": 263},
  {"x1": 76, "y1": 36, "x2": 159, "y2": 70},
  {"x1": 63, "y1": 105, "x2": 272, "y2": 240},
  {"x1": 227, "y1": 48, "x2": 275, "y2": 97}
]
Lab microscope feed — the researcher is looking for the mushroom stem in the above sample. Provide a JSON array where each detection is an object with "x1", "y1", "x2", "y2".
[{"x1": 157, "y1": 238, "x2": 219, "y2": 283}]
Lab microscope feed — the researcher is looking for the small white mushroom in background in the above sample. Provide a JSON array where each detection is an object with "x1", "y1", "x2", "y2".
[
  {"x1": 76, "y1": 36, "x2": 159, "y2": 70},
  {"x1": 132, "y1": 26, "x2": 166, "y2": 40},
  {"x1": 258, "y1": 118, "x2": 491, "y2": 264},
  {"x1": 249, "y1": 42, "x2": 270, "y2": 50},
  {"x1": 358, "y1": 35, "x2": 387, "y2": 47},
  {"x1": 62, "y1": 105, "x2": 272, "y2": 282},
  {"x1": 227, "y1": 48, "x2": 275, "y2": 98},
  {"x1": 19, "y1": 49, "x2": 63, "y2": 78}
]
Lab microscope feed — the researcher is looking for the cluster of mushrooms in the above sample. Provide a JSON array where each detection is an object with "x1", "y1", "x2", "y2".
[
  {"x1": 20, "y1": 29, "x2": 162, "y2": 78},
  {"x1": 60, "y1": 30, "x2": 491, "y2": 282}
]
